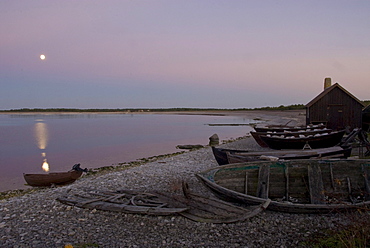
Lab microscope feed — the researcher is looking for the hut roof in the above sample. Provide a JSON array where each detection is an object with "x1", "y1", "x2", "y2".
[{"x1": 306, "y1": 83, "x2": 364, "y2": 108}]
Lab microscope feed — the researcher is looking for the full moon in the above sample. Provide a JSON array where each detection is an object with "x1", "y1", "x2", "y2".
[{"x1": 40, "y1": 54, "x2": 46, "y2": 60}]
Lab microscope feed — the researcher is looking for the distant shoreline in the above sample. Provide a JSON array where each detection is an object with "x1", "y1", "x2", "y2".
[
  {"x1": 0, "y1": 109, "x2": 305, "y2": 115},
  {"x1": 0, "y1": 109, "x2": 306, "y2": 127},
  {"x1": 0, "y1": 105, "x2": 306, "y2": 114}
]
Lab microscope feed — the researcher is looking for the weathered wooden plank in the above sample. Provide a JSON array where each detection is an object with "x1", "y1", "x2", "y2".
[
  {"x1": 308, "y1": 164, "x2": 326, "y2": 204},
  {"x1": 257, "y1": 164, "x2": 270, "y2": 199},
  {"x1": 244, "y1": 172, "x2": 248, "y2": 194},
  {"x1": 284, "y1": 165, "x2": 289, "y2": 201},
  {"x1": 362, "y1": 165, "x2": 370, "y2": 201},
  {"x1": 347, "y1": 177, "x2": 356, "y2": 203},
  {"x1": 329, "y1": 163, "x2": 336, "y2": 191}
]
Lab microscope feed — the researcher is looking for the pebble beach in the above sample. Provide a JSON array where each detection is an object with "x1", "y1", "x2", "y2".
[{"x1": 0, "y1": 110, "x2": 359, "y2": 247}]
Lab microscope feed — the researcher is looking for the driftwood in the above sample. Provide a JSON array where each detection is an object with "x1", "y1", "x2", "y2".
[{"x1": 56, "y1": 182, "x2": 270, "y2": 223}]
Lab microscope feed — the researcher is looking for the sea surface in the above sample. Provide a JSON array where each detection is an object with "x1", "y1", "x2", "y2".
[{"x1": 0, "y1": 113, "x2": 259, "y2": 192}]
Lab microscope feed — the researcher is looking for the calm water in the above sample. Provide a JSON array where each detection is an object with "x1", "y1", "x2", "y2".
[{"x1": 0, "y1": 113, "x2": 257, "y2": 192}]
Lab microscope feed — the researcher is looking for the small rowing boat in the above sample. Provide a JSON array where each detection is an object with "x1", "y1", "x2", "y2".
[{"x1": 24, "y1": 164, "x2": 87, "y2": 187}]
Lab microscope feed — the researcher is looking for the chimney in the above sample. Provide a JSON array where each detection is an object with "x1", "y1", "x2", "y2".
[{"x1": 324, "y1": 77, "x2": 331, "y2": 89}]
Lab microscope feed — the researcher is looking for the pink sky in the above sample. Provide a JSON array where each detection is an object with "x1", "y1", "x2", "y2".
[{"x1": 1, "y1": 0, "x2": 369, "y2": 109}]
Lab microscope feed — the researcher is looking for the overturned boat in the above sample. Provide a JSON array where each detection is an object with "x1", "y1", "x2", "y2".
[{"x1": 196, "y1": 159, "x2": 370, "y2": 213}]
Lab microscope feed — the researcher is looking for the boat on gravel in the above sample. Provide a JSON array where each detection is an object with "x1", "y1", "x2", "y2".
[
  {"x1": 211, "y1": 146, "x2": 251, "y2": 165},
  {"x1": 251, "y1": 128, "x2": 333, "y2": 148},
  {"x1": 254, "y1": 123, "x2": 326, "y2": 133},
  {"x1": 227, "y1": 146, "x2": 351, "y2": 164},
  {"x1": 259, "y1": 129, "x2": 346, "y2": 150},
  {"x1": 196, "y1": 159, "x2": 370, "y2": 213},
  {"x1": 211, "y1": 146, "x2": 352, "y2": 165},
  {"x1": 24, "y1": 164, "x2": 87, "y2": 187}
]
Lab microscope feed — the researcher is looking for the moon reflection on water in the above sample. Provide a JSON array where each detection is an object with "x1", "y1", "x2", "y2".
[{"x1": 34, "y1": 120, "x2": 50, "y2": 172}]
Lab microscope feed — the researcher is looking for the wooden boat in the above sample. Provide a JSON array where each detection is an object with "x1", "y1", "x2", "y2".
[
  {"x1": 227, "y1": 146, "x2": 352, "y2": 164},
  {"x1": 176, "y1": 182, "x2": 270, "y2": 223},
  {"x1": 211, "y1": 146, "x2": 352, "y2": 165},
  {"x1": 259, "y1": 129, "x2": 346, "y2": 150},
  {"x1": 57, "y1": 182, "x2": 270, "y2": 222},
  {"x1": 251, "y1": 128, "x2": 332, "y2": 148},
  {"x1": 211, "y1": 146, "x2": 250, "y2": 165},
  {"x1": 254, "y1": 123, "x2": 326, "y2": 133},
  {"x1": 57, "y1": 189, "x2": 188, "y2": 216},
  {"x1": 196, "y1": 159, "x2": 370, "y2": 213},
  {"x1": 24, "y1": 164, "x2": 87, "y2": 187}
]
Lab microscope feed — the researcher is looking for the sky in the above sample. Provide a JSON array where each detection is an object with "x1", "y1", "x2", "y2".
[{"x1": 1, "y1": 0, "x2": 369, "y2": 109}]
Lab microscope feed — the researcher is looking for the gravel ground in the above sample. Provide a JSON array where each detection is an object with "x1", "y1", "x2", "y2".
[{"x1": 0, "y1": 110, "x2": 357, "y2": 247}]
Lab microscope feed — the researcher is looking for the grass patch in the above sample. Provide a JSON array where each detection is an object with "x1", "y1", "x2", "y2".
[
  {"x1": 221, "y1": 135, "x2": 249, "y2": 145},
  {"x1": 304, "y1": 211, "x2": 370, "y2": 248},
  {"x1": 0, "y1": 188, "x2": 42, "y2": 200}
]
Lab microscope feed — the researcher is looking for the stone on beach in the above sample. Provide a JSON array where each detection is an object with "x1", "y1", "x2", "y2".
[{"x1": 208, "y1": 133, "x2": 219, "y2": 146}]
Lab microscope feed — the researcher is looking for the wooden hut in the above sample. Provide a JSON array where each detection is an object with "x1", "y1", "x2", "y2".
[{"x1": 306, "y1": 78, "x2": 364, "y2": 131}]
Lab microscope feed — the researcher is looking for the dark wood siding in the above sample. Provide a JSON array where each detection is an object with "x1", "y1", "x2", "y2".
[
  {"x1": 363, "y1": 105, "x2": 370, "y2": 131},
  {"x1": 306, "y1": 87, "x2": 363, "y2": 130}
]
